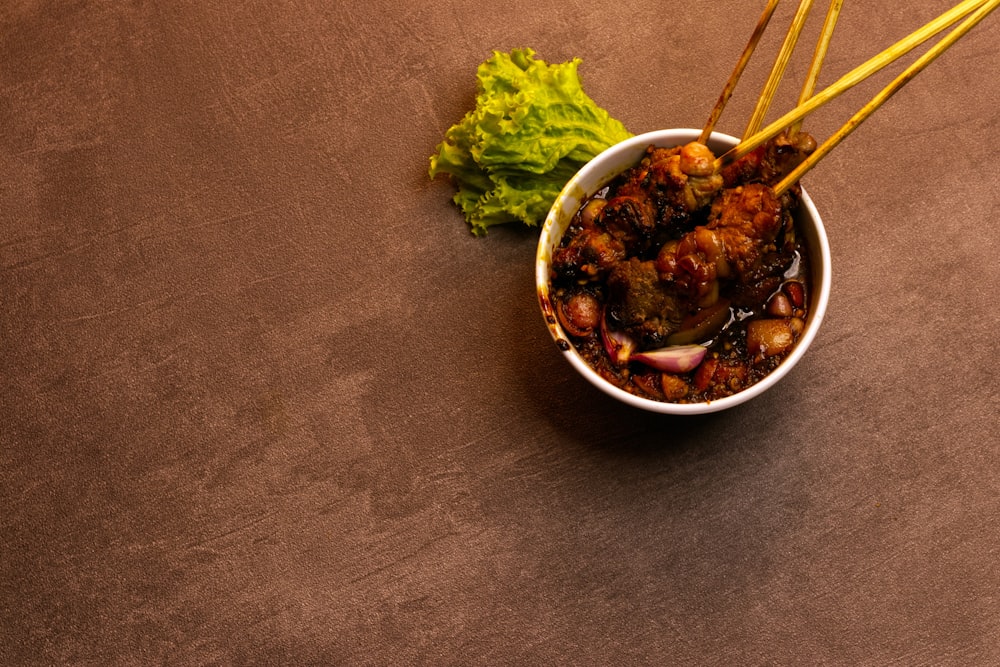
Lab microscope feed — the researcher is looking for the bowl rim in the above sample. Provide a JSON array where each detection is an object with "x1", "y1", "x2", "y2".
[{"x1": 535, "y1": 128, "x2": 832, "y2": 415}]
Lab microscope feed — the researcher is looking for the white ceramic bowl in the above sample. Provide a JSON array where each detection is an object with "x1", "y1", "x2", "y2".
[{"x1": 536, "y1": 128, "x2": 831, "y2": 414}]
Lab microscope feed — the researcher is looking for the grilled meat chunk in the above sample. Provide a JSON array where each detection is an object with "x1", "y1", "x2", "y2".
[{"x1": 606, "y1": 257, "x2": 682, "y2": 348}]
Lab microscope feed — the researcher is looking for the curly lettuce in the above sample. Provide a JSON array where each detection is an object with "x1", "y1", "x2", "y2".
[{"x1": 429, "y1": 48, "x2": 632, "y2": 236}]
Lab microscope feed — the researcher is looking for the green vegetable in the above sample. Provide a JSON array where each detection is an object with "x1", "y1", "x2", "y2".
[{"x1": 429, "y1": 48, "x2": 632, "y2": 236}]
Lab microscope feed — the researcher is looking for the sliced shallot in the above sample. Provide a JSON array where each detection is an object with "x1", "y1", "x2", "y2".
[
  {"x1": 666, "y1": 299, "x2": 733, "y2": 345},
  {"x1": 601, "y1": 311, "x2": 636, "y2": 365},
  {"x1": 602, "y1": 307, "x2": 707, "y2": 372},
  {"x1": 631, "y1": 344, "x2": 707, "y2": 373}
]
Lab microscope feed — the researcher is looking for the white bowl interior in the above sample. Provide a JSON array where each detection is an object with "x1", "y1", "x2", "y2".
[{"x1": 536, "y1": 129, "x2": 831, "y2": 415}]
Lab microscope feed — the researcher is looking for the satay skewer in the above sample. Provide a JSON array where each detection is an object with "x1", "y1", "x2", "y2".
[
  {"x1": 699, "y1": 0, "x2": 782, "y2": 144},
  {"x1": 743, "y1": 0, "x2": 817, "y2": 139},
  {"x1": 787, "y1": 0, "x2": 844, "y2": 139},
  {"x1": 717, "y1": 0, "x2": 991, "y2": 169},
  {"x1": 773, "y1": 0, "x2": 1000, "y2": 196}
]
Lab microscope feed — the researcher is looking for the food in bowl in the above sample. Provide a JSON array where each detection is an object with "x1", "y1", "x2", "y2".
[{"x1": 537, "y1": 129, "x2": 830, "y2": 413}]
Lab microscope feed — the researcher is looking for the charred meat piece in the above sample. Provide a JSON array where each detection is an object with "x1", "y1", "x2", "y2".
[
  {"x1": 656, "y1": 183, "x2": 785, "y2": 300},
  {"x1": 612, "y1": 143, "x2": 725, "y2": 241},
  {"x1": 596, "y1": 195, "x2": 657, "y2": 255},
  {"x1": 721, "y1": 131, "x2": 817, "y2": 188},
  {"x1": 605, "y1": 257, "x2": 683, "y2": 348},
  {"x1": 551, "y1": 227, "x2": 626, "y2": 282},
  {"x1": 707, "y1": 183, "x2": 784, "y2": 278},
  {"x1": 645, "y1": 143, "x2": 724, "y2": 235}
]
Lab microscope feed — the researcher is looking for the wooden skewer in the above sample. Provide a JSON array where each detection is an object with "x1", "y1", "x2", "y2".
[
  {"x1": 743, "y1": 0, "x2": 817, "y2": 139},
  {"x1": 774, "y1": 0, "x2": 1000, "y2": 196},
  {"x1": 699, "y1": 0, "x2": 782, "y2": 144},
  {"x1": 717, "y1": 0, "x2": 990, "y2": 169},
  {"x1": 788, "y1": 0, "x2": 844, "y2": 139}
]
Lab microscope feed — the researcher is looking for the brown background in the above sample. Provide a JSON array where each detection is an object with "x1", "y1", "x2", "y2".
[{"x1": 3, "y1": 1, "x2": 999, "y2": 664}]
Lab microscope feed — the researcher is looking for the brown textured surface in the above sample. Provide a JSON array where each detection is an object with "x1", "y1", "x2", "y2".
[{"x1": 3, "y1": 1, "x2": 999, "y2": 664}]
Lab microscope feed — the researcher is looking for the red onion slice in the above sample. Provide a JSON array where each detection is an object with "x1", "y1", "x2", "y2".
[
  {"x1": 600, "y1": 311, "x2": 636, "y2": 365},
  {"x1": 630, "y1": 345, "x2": 707, "y2": 373},
  {"x1": 665, "y1": 299, "x2": 732, "y2": 346}
]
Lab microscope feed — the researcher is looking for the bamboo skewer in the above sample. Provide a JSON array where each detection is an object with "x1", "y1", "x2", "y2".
[
  {"x1": 699, "y1": 0, "x2": 782, "y2": 144},
  {"x1": 787, "y1": 0, "x2": 844, "y2": 138},
  {"x1": 774, "y1": 0, "x2": 1000, "y2": 196},
  {"x1": 743, "y1": 0, "x2": 817, "y2": 139},
  {"x1": 717, "y1": 0, "x2": 991, "y2": 169}
]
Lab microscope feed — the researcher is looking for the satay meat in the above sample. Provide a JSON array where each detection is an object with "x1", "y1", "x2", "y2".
[
  {"x1": 605, "y1": 257, "x2": 683, "y2": 347},
  {"x1": 655, "y1": 183, "x2": 785, "y2": 301},
  {"x1": 721, "y1": 131, "x2": 817, "y2": 188}
]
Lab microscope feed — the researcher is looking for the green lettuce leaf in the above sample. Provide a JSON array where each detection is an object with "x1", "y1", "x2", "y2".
[{"x1": 429, "y1": 48, "x2": 632, "y2": 236}]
